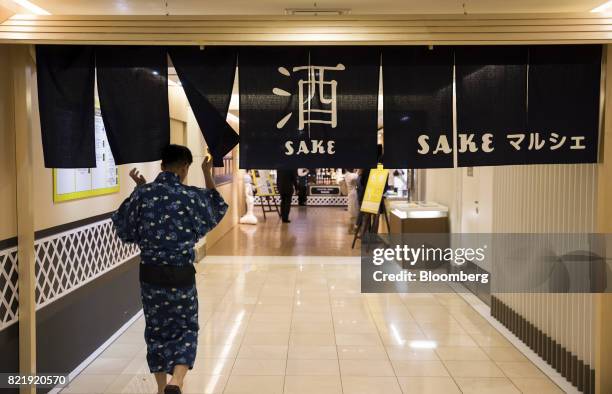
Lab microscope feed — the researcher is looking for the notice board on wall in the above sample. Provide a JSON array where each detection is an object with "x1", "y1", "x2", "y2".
[
  {"x1": 250, "y1": 170, "x2": 278, "y2": 197},
  {"x1": 53, "y1": 108, "x2": 119, "y2": 202}
]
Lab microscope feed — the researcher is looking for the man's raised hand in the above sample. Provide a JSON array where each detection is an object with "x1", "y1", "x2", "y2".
[
  {"x1": 129, "y1": 168, "x2": 147, "y2": 186},
  {"x1": 201, "y1": 154, "x2": 213, "y2": 174}
]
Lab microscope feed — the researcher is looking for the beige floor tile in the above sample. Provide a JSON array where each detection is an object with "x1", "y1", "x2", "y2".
[
  {"x1": 375, "y1": 320, "x2": 422, "y2": 333},
  {"x1": 255, "y1": 296, "x2": 294, "y2": 305},
  {"x1": 397, "y1": 376, "x2": 462, "y2": 394},
  {"x1": 288, "y1": 345, "x2": 338, "y2": 359},
  {"x1": 385, "y1": 346, "x2": 439, "y2": 361},
  {"x1": 341, "y1": 376, "x2": 402, "y2": 394},
  {"x1": 199, "y1": 330, "x2": 246, "y2": 345},
  {"x1": 332, "y1": 312, "x2": 373, "y2": 323},
  {"x1": 104, "y1": 374, "x2": 157, "y2": 394},
  {"x1": 81, "y1": 357, "x2": 132, "y2": 375},
  {"x1": 254, "y1": 303, "x2": 293, "y2": 314},
  {"x1": 424, "y1": 332, "x2": 478, "y2": 347},
  {"x1": 337, "y1": 346, "x2": 388, "y2": 360},
  {"x1": 470, "y1": 332, "x2": 513, "y2": 347},
  {"x1": 285, "y1": 359, "x2": 340, "y2": 375},
  {"x1": 103, "y1": 374, "x2": 135, "y2": 393},
  {"x1": 241, "y1": 331, "x2": 290, "y2": 346},
  {"x1": 455, "y1": 377, "x2": 521, "y2": 394},
  {"x1": 293, "y1": 303, "x2": 332, "y2": 314},
  {"x1": 230, "y1": 358, "x2": 286, "y2": 375},
  {"x1": 248, "y1": 313, "x2": 292, "y2": 324},
  {"x1": 435, "y1": 346, "x2": 490, "y2": 360},
  {"x1": 283, "y1": 375, "x2": 342, "y2": 394},
  {"x1": 195, "y1": 343, "x2": 240, "y2": 359},
  {"x1": 418, "y1": 321, "x2": 467, "y2": 335},
  {"x1": 481, "y1": 346, "x2": 528, "y2": 362},
  {"x1": 113, "y1": 331, "x2": 145, "y2": 345},
  {"x1": 237, "y1": 345, "x2": 288, "y2": 359},
  {"x1": 192, "y1": 358, "x2": 234, "y2": 375},
  {"x1": 121, "y1": 356, "x2": 150, "y2": 374},
  {"x1": 334, "y1": 319, "x2": 379, "y2": 334},
  {"x1": 510, "y1": 377, "x2": 564, "y2": 393},
  {"x1": 100, "y1": 343, "x2": 144, "y2": 359},
  {"x1": 223, "y1": 375, "x2": 284, "y2": 394},
  {"x1": 182, "y1": 374, "x2": 229, "y2": 394},
  {"x1": 339, "y1": 359, "x2": 395, "y2": 377},
  {"x1": 496, "y1": 361, "x2": 547, "y2": 378},
  {"x1": 61, "y1": 374, "x2": 117, "y2": 394},
  {"x1": 391, "y1": 360, "x2": 449, "y2": 377},
  {"x1": 378, "y1": 331, "x2": 428, "y2": 346},
  {"x1": 245, "y1": 321, "x2": 291, "y2": 333},
  {"x1": 371, "y1": 312, "x2": 419, "y2": 325},
  {"x1": 335, "y1": 333, "x2": 383, "y2": 346},
  {"x1": 292, "y1": 320, "x2": 335, "y2": 333},
  {"x1": 290, "y1": 332, "x2": 336, "y2": 346},
  {"x1": 444, "y1": 360, "x2": 505, "y2": 377},
  {"x1": 292, "y1": 312, "x2": 334, "y2": 323}
]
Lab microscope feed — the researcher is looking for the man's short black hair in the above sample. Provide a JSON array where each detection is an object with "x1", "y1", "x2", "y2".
[{"x1": 161, "y1": 144, "x2": 193, "y2": 168}]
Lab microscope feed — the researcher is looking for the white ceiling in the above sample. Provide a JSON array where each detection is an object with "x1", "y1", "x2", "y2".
[{"x1": 3, "y1": 0, "x2": 608, "y2": 15}]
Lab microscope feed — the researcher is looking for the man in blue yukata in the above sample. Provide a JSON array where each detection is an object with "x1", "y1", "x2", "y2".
[{"x1": 112, "y1": 144, "x2": 228, "y2": 394}]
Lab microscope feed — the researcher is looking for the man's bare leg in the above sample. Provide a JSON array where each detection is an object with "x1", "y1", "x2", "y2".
[
  {"x1": 168, "y1": 364, "x2": 189, "y2": 389},
  {"x1": 154, "y1": 372, "x2": 167, "y2": 394}
]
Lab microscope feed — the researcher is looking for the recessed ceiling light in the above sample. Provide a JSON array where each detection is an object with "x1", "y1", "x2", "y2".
[
  {"x1": 11, "y1": 0, "x2": 51, "y2": 15},
  {"x1": 591, "y1": 0, "x2": 612, "y2": 12}
]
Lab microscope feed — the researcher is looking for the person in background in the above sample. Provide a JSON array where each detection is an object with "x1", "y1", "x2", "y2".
[
  {"x1": 344, "y1": 169, "x2": 360, "y2": 232},
  {"x1": 112, "y1": 145, "x2": 228, "y2": 394},
  {"x1": 277, "y1": 169, "x2": 298, "y2": 223},
  {"x1": 297, "y1": 168, "x2": 309, "y2": 206}
]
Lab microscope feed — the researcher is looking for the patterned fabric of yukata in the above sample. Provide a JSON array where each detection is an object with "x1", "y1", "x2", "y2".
[{"x1": 112, "y1": 171, "x2": 228, "y2": 374}]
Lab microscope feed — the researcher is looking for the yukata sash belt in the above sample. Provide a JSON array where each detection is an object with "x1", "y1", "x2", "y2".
[{"x1": 139, "y1": 263, "x2": 196, "y2": 287}]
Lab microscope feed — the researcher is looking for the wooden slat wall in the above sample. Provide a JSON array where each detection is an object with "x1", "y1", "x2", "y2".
[{"x1": 1, "y1": 13, "x2": 612, "y2": 45}]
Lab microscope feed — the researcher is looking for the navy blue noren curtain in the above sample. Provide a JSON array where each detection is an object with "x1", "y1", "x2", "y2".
[
  {"x1": 36, "y1": 45, "x2": 96, "y2": 168},
  {"x1": 526, "y1": 45, "x2": 601, "y2": 164},
  {"x1": 239, "y1": 46, "x2": 309, "y2": 169},
  {"x1": 455, "y1": 46, "x2": 528, "y2": 167},
  {"x1": 168, "y1": 46, "x2": 238, "y2": 167},
  {"x1": 96, "y1": 46, "x2": 170, "y2": 165},
  {"x1": 239, "y1": 46, "x2": 380, "y2": 169},
  {"x1": 308, "y1": 46, "x2": 380, "y2": 169},
  {"x1": 383, "y1": 46, "x2": 454, "y2": 169}
]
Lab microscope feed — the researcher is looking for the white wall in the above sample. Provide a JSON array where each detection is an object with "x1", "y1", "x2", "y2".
[{"x1": 423, "y1": 167, "x2": 462, "y2": 232}]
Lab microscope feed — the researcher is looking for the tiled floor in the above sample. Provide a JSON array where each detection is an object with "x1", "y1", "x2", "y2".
[
  {"x1": 60, "y1": 257, "x2": 563, "y2": 394},
  {"x1": 207, "y1": 207, "x2": 360, "y2": 256},
  {"x1": 60, "y1": 207, "x2": 563, "y2": 393}
]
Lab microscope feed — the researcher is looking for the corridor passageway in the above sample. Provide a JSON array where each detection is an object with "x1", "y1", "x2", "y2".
[
  {"x1": 2, "y1": 3, "x2": 612, "y2": 394},
  {"x1": 60, "y1": 207, "x2": 563, "y2": 394}
]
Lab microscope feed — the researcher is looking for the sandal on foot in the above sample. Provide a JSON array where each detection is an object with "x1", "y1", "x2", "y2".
[{"x1": 164, "y1": 385, "x2": 181, "y2": 394}]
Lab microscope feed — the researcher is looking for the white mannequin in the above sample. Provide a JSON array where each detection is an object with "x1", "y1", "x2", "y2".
[{"x1": 240, "y1": 171, "x2": 258, "y2": 225}]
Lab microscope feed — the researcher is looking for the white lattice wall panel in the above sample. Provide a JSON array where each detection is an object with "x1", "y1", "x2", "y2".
[
  {"x1": 35, "y1": 219, "x2": 139, "y2": 308},
  {"x1": 255, "y1": 196, "x2": 348, "y2": 206},
  {"x1": 0, "y1": 247, "x2": 18, "y2": 330},
  {"x1": 0, "y1": 219, "x2": 140, "y2": 331}
]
